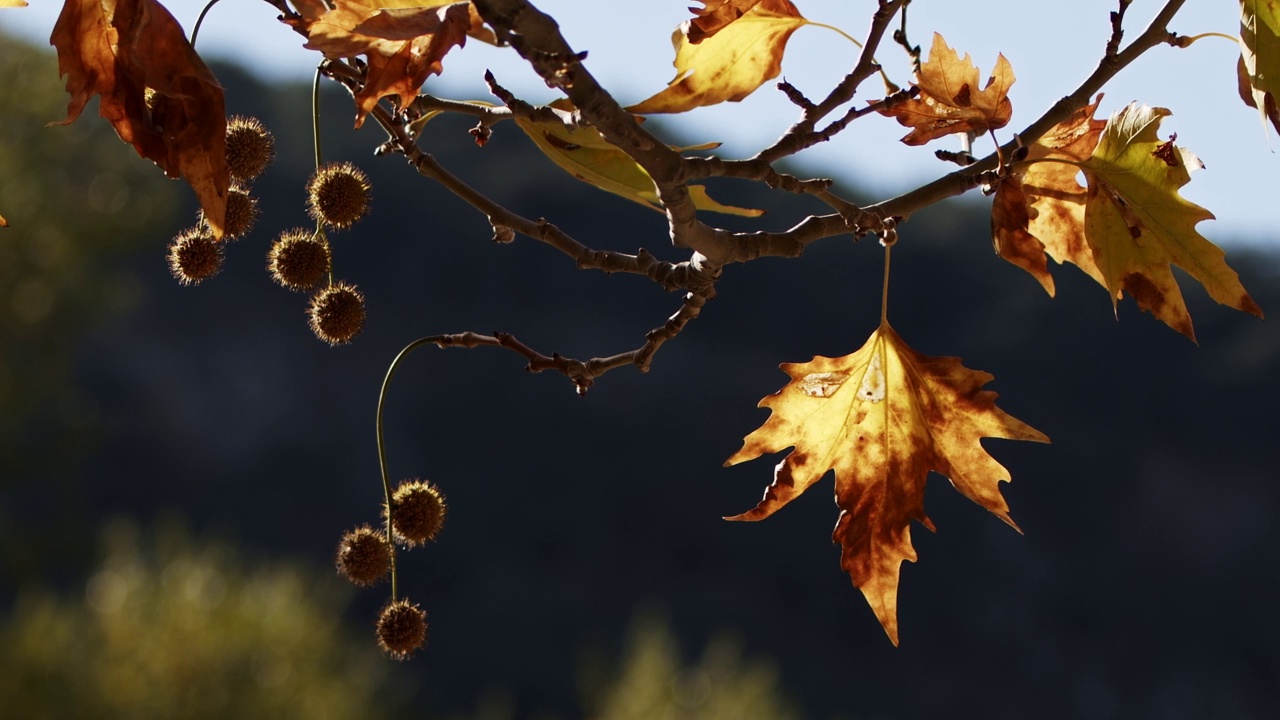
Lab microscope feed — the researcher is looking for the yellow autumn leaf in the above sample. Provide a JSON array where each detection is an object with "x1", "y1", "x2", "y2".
[
  {"x1": 627, "y1": 0, "x2": 808, "y2": 114},
  {"x1": 0, "y1": 1, "x2": 30, "y2": 7},
  {"x1": 726, "y1": 322, "x2": 1048, "y2": 645},
  {"x1": 1081, "y1": 103, "x2": 1262, "y2": 340},
  {"x1": 1238, "y1": 0, "x2": 1280, "y2": 134},
  {"x1": 513, "y1": 104, "x2": 763, "y2": 217},
  {"x1": 879, "y1": 33, "x2": 1015, "y2": 145}
]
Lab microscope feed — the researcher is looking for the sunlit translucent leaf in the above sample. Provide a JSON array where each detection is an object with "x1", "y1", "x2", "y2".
[
  {"x1": 50, "y1": 0, "x2": 228, "y2": 236},
  {"x1": 1081, "y1": 103, "x2": 1262, "y2": 338},
  {"x1": 514, "y1": 104, "x2": 763, "y2": 217},
  {"x1": 879, "y1": 33, "x2": 1014, "y2": 145},
  {"x1": 628, "y1": 0, "x2": 808, "y2": 114},
  {"x1": 1238, "y1": 0, "x2": 1280, "y2": 134},
  {"x1": 992, "y1": 95, "x2": 1107, "y2": 295},
  {"x1": 726, "y1": 322, "x2": 1047, "y2": 645},
  {"x1": 993, "y1": 101, "x2": 1261, "y2": 339}
]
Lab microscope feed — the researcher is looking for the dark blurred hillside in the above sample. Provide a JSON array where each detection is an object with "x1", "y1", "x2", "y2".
[{"x1": 3, "y1": 38, "x2": 1279, "y2": 719}]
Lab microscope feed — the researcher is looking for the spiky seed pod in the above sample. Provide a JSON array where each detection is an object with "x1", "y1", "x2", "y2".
[
  {"x1": 268, "y1": 228, "x2": 331, "y2": 290},
  {"x1": 335, "y1": 526, "x2": 391, "y2": 587},
  {"x1": 167, "y1": 227, "x2": 223, "y2": 285},
  {"x1": 307, "y1": 162, "x2": 371, "y2": 229},
  {"x1": 225, "y1": 116, "x2": 275, "y2": 182},
  {"x1": 308, "y1": 282, "x2": 366, "y2": 345},
  {"x1": 200, "y1": 185, "x2": 259, "y2": 240},
  {"x1": 386, "y1": 480, "x2": 446, "y2": 547},
  {"x1": 376, "y1": 599, "x2": 427, "y2": 660}
]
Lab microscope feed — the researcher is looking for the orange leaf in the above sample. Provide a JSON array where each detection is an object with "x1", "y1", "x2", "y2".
[
  {"x1": 289, "y1": 0, "x2": 479, "y2": 126},
  {"x1": 686, "y1": 0, "x2": 764, "y2": 43},
  {"x1": 992, "y1": 95, "x2": 1107, "y2": 296},
  {"x1": 51, "y1": 0, "x2": 228, "y2": 237},
  {"x1": 726, "y1": 323, "x2": 1047, "y2": 645},
  {"x1": 879, "y1": 33, "x2": 1014, "y2": 145}
]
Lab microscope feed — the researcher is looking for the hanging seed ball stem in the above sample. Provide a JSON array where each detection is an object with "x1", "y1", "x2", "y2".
[
  {"x1": 167, "y1": 227, "x2": 224, "y2": 285},
  {"x1": 268, "y1": 228, "x2": 331, "y2": 290},
  {"x1": 308, "y1": 281, "x2": 366, "y2": 345},
  {"x1": 386, "y1": 480, "x2": 446, "y2": 547},
  {"x1": 376, "y1": 598, "x2": 427, "y2": 660},
  {"x1": 307, "y1": 162, "x2": 371, "y2": 229},
  {"x1": 335, "y1": 526, "x2": 391, "y2": 587},
  {"x1": 226, "y1": 116, "x2": 276, "y2": 182}
]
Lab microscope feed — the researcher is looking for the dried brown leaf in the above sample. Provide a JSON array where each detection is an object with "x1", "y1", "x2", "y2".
[
  {"x1": 50, "y1": 0, "x2": 229, "y2": 236},
  {"x1": 879, "y1": 33, "x2": 1014, "y2": 145}
]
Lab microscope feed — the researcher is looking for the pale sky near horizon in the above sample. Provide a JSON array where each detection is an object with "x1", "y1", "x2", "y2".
[{"x1": 3, "y1": 1, "x2": 1277, "y2": 245}]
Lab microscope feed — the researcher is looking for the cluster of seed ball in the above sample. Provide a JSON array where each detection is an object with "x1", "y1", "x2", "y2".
[
  {"x1": 335, "y1": 479, "x2": 446, "y2": 659},
  {"x1": 167, "y1": 115, "x2": 273, "y2": 285},
  {"x1": 166, "y1": 115, "x2": 375, "y2": 346},
  {"x1": 268, "y1": 161, "x2": 373, "y2": 345}
]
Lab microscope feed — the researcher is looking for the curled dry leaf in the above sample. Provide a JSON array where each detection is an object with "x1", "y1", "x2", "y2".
[
  {"x1": 288, "y1": 0, "x2": 487, "y2": 126},
  {"x1": 879, "y1": 33, "x2": 1014, "y2": 146},
  {"x1": 726, "y1": 322, "x2": 1048, "y2": 645},
  {"x1": 50, "y1": 0, "x2": 229, "y2": 236},
  {"x1": 628, "y1": 0, "x2": 808, "y2": 114},
  {"x1": 686, "y1": 0, "x2": 764, "y2": 43},
  {"x1": 992, "y1": 95, "x2": 1108, "y2": 296},
  {"x1": 993, "y1": 99, "x2": 1262, "y2": 340},
  {"x1": 514, "y1": 101, "x2": 763, "y2": 217},
  {"x1": 1238, "y1": 0, "x2": 1280, "y2": 134}
]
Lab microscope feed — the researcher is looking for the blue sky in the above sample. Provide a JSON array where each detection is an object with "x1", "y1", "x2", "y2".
[{"x1": 4, "y1": 0, "x2": 1276, "y2": 244}]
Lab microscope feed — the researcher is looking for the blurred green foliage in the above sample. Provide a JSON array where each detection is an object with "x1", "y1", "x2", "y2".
[
  {"x1": 0, "y1": 517, "x2": 400, "y2": 719},
  {"x1": 584, "y1": 612, "x2": 801, "y2": 720},
  {"x1": 0, "y1": 30, "x2": 181, "y2": 582}
]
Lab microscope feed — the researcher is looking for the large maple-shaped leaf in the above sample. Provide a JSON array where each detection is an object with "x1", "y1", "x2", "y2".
[
  {"x1": 51, "y1": 0, "x2": 228, "y2": 236},
  {"x1": 514, "y1": 102, "x2": 763, "y2": 216},
  {"x1": 993, "y1": 102, "x2": 1261, "y2": 339},
  {"x1": 879, "y1": 33, "x2": 1014, "y2": 146},
  {"x1": 627, "y1": 0, "x2": 807, "y2": 114},
  {"x1": 1238, "y1": 0, "x2": 1280, "y2": 134},
  {"x1": 289, "y1": 0, "x2": 483, "y2": 125},
  {"x1": 726, "y1": 322, "x2": 1048, "y2": 645}
]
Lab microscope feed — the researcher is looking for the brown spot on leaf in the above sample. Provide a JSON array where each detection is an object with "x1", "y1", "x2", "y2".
[{"x1": 1152, "y1": 133, "x2": 1179, "y2": 166}]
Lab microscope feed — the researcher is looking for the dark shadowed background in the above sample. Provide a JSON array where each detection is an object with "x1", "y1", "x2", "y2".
[{"x1": 2, "y1": 31, "x2": 1278, "y2": 719}]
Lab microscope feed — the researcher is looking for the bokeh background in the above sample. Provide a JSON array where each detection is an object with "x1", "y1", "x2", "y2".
[{"x1": 3, "y1": 5, "x2": 1280, "y2": 718}]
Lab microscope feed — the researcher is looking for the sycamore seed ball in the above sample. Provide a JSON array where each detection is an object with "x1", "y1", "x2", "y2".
[
  {"x1": 200, "y1": 185, "x2": 259, "y2": 240},
  {"x1": 268, "y1": 228, "x2": 331, "y2": 290},
  {"x1": 335, "y1": 526, "x2": 391, "y2": 587},
  {"x1": 307, "y1": 162, "x2": 371, "y2": 229},
  {"x1": 377, "y1": 599, "x2": 427, "y2": 660},
  {"x1": 167, "y1": 227, "x2": 223, "y2": 285},
  {"x1": 225, "y1": 116, "x2": 275, "y2": 182},
  {"x1": 387, "y1": 480, "x2": 447, "y2": 546},
  {"x1": 308, "y1": 281, "x2": 366, "y2": 345}
]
